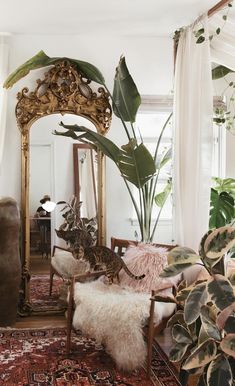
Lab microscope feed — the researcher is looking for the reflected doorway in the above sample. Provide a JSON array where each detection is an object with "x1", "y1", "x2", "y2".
[{"x1": 29, "y1": 143, "x2": 54, "y2": 275}]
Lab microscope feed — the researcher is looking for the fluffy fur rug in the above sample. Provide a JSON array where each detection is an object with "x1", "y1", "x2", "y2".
[
  {"x1": 119, "y1": 244, "x2": 180, "y2": 292},
  {"x1": 73, "y1": 280, "x2": 176, "y2": 371}
]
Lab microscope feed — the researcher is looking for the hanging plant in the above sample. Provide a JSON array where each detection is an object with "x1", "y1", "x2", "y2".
[{"x1": 193, "y1": 1, "x2": 233, "y2": 44}]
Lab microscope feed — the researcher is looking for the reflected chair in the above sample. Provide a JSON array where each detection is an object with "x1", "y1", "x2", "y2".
[
  {"x1": 49, "y1": 245, "x2": 72, "y2": 296},
  {"x1": 66, "y1": 237, "x2": 177, "y2": 378}
]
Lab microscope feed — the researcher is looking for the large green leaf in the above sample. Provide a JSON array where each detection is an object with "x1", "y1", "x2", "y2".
[
  {"x1": 154, "y1": 180, "x2": 172, "y2": 208},
  {"x1": 184, "y1": 282, "x2": 207, "y2": 324},
  {"x1": 209, "y1": 189, "x2": 234, "y2": 229},
  {"x1": 55, "y1": 124, "x2": 156, "y2": 188},
  {"x1": 213, "y1": 177, "x2": 235, "y2": 199},
  {"x1": 112, "y1": 56, "x2": 141, "y2": 122},
  {"x1": 55, "y1": 124, "x2": 121, "y2": 163},
  {"x1": 208, "y1": 275, "x2": 235, "y2": 310},
  {"x1": 182, "y1": 339, "x2": 217, "y2": 370},
  {"x1": 156, "y1": 147, "x2": 172, "y2": 169},
  {"x1": 120, "y1": 141, "x2": 156, "y2": 187},
  {"x1": 207, "y1": 355, "x2": 233, "y2": 386},
  {"x1": 172, "y1": 324, "x2": 192, "y2": 344},
  {"x1": 212, "y1": 65, "x2": 235, "y2": 80},
  {"x1": 4, "y1": 50, "x2": 105, "y2": 89},
  {"x1": 200, "y1": 305, "x2": 221, "y2": 341},
  {"x1": 220, "y1": 334, "x2": 235, "y2": 358}
]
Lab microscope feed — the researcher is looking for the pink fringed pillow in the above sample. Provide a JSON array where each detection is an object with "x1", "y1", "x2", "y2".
[{"x1": 119, "y1": 243, "x2": 180, "y2": 293}]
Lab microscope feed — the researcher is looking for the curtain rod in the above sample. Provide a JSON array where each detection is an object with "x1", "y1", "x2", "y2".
[
  {"x1": 208, "y1": 0, "x2": 230, "y2": 17},
  {"x1": 174, "y1": 0, "x2": 231, "y2": 68}
]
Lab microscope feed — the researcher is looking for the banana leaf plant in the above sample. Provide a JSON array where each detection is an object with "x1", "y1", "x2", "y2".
[
  {"x1": 4, "y1": 50, "x2": 172, "y2": 242},
  {"x1": 157, "y1": 226, "x2": 235, "y2": 386}
]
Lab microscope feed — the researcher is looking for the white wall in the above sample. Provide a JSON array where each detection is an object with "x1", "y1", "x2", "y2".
[{"x1": 0, "y1": 34, "x2": 173, "y2": 245}]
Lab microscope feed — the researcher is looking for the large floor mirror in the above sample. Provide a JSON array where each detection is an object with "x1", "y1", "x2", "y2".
[{"x1": 16, "y1": 60, "x2": 111, "y2": 314}]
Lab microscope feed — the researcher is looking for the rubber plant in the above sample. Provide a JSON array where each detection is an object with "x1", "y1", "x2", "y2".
[
  {"x1": 157, "y1": 226, "x2": 235, "y2": 386},
  {"x1": 4, "y1": 50, "x2": 172, "y2": 243}
]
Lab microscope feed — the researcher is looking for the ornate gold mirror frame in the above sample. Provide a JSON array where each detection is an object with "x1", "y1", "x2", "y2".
[{"x1": 15, "y1": 60, "x2": 112, "y2": 314}]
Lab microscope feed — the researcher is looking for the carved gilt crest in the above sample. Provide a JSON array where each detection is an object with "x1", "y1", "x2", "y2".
[{"x1": 15, "y1": 60, "x2": 112, "y2": 135}]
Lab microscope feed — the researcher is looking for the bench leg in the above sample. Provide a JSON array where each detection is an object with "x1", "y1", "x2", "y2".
[
  {"x1": 147, "y1": 292, "x2": 155, "y2": 378},
  {"x1": 49, "y1": 265, "x2": 54, "y2": 296}
]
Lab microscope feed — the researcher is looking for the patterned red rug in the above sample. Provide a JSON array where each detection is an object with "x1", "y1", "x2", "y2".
[
  {"x1": 30, "y1": 274, "x2": 65, "y2": 311},
  {"x1": 0, "y1": 328, "x2": 180, "y2": 386}
]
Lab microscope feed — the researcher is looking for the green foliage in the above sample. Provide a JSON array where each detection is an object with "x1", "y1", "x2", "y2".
[
  {"x1": 112, "y1": 56, "x2": 141, "y2": 122},
  {"x1": 3, "y1": 50, "x2": 105, "y2": 88},
  {"x1": 209, "y1": 189, "x2": 234, "y2": 229},
  {"x1": 4, "y1": 51, "x2": 172, "y2": 242},
  {"x1": 162, "y1": 226, "x2": 235, "y2": 385},
  {"x1": 55, "y1": 197, "x2": 97, "y2": 249},
  {"x1": 212, "y1": 177, "x2": 235, "y2": 199},
  {"x1": 212, "y1": 65, "x2": 235, "y2": 80}
]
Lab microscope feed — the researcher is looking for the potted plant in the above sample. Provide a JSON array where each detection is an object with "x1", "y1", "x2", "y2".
[
  {"x1": 4, "y1": 50, "x2": 172, "y2": 243},
  {"x1": 157, "y1": 226, "x2": 235, "y2": 386},
  {"x1": 55, "y1": 196, "x2": 97, "y2": 249}
]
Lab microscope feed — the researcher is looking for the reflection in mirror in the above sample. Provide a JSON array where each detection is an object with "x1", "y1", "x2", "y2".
[
  {"x1": 73, "y1": 144, "x2": 98, "y2": 219},
  {"x1": 28, "y1": 114, "x2": 97, "y2": 309}
]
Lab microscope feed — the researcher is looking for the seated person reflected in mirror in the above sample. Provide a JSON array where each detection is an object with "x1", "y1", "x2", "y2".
[{"x1": 35, "y1": 195, "x2": 51, "y2": 259}]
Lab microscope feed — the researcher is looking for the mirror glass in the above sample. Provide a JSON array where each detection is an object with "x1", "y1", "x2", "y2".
[{"x1": 28, "y1": 114, "x2": 97, "y2": 308}]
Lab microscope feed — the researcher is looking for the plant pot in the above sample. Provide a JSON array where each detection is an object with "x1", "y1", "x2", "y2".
[{"x1": 0, "y1": 198, "x2": 21, "y2": 326}]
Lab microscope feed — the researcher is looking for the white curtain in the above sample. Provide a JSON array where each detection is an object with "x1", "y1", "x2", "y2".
[
  {"x1": 173, "y1": 15, "x2": 213, "y2": 251},
  {"x1": 0, "y1": 35, "x2": 9, "y2": 169},
  {"x1": 209, "y1": 10, "x2": 235, "y2": 70}
]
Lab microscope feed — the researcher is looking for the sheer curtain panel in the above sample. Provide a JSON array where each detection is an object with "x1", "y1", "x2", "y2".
[{"x1": 173, "y1": 15, "x2": 213, "y2": 251}]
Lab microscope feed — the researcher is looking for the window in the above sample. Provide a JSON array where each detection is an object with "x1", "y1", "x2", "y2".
[
  {"x1": 131, "y1": 95, "x2": 173, "y2": 225},
  {"x1": 130, "y1": 95, "x2": 226, "y2": 229}
]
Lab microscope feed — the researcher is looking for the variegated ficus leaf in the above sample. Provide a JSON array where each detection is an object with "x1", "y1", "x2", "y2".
[
  {"x1": 167, "y1": 246, "x2": 198, "y2": 265},
  {"x1": 199, "y1": 229, "x2": 213, "y2": 258},
  {"x1": 216, "y1": 302, "x2": 235, "y2": 330},
  {"x1": 207, "y1": 354, "x2": 233, "y2": 386},
  {"x1": 224, "y1": 316, "x2": 235, "y2": 334},
  {"x1": 198, "y1": 325, "x2": 210, "y2": 345},
  {"x1": 204, "y1": 226, "x2": 235, "y2": 259},
  {"x1": 200, "y1": 305, "x2": 221, "y2": 341},
  {"x1": 172, "y1": 324, "x2": 193, "y2": 344},
  {"x1": 208, "y1": 275, "x2": 235, "y2": 311},
  {"x1": 167, "y1": 310, "x2": 186, "y2": 329},
  {"x1": 182, "y1": 339, "x2": 217, "y2": 370},
  {"x1": 220, "y1": 334, "x2": 235, "y2": 358},
  {"x1": 169, "y1": 342, "x2": 189, "y2": 362},
  {"x1": 184, "y1": 282, "x2": 207, "y2": 324}
]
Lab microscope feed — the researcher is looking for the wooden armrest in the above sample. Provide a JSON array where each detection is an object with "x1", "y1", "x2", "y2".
[
  {"x1": 73, "y1": 270, "x2": 106, "y2": 282},
  {"x1": 52, "y1": 245, "x2": 70, "y2": 256}
]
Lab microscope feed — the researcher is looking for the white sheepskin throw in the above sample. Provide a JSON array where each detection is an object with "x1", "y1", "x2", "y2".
[
  {"x1": 51, "y1": 252, "x2": 89, "y2": 278},
  {"x1": 72, "y1": 280, "x2": 176, "y2": 371},
  {"x1": 119, "y1": 244, "x2": 180, "y2": 293}
]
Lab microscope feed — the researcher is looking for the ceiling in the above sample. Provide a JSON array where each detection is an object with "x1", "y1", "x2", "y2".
[{"x1": 0, "y1": 0, "x2": 217, "y2": 36}]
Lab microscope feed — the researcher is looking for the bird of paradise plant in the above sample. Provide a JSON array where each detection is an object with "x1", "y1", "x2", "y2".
[{"x1": 4, "y1": 50, "x2": 172, "y2": 243}]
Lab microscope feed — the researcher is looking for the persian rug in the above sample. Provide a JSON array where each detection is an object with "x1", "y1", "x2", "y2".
[
  {"x1": 30, "y1": 274, "x2": 65, "y2": 310},
  {"x1": 0, "y1": 328, "x2": 180, "y2": 386}
]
